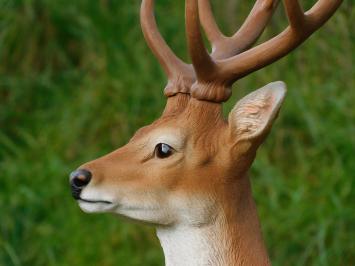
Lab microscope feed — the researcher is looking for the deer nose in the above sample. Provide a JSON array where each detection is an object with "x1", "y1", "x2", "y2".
[{"x1": 69, "y1": 169, "x2": 92, "y2": 199}]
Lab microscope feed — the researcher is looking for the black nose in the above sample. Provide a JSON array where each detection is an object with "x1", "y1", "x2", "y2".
[{"x1": 70, "y1": 169, "x2": 92, "y2": 199}]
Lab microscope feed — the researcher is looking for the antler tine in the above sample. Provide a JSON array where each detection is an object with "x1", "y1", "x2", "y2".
[
  {"x1": 219, "y1": 0, "x2": 343, "y2": 83},
  {"x1": 185, "y1": 0, "x2": 216, "y2": 82},
  {"x1": 198, "y1": 0, "x2": 280, "y2": 59},
  {"x1": 229, "y1": 0, "x2": 279, "y2": 53},
  {"x1": 283, "y1": 0, "x2": 304, "y2": 29},
  {"x1": 140, "y1": 0, "x2": 193, "y2": 95},
  {"x1": 306, "y1": 0, "x2": 343, "y2": 30},
  {"x1": 197, "y1": 0, "x2": 225, "y2": 50}
]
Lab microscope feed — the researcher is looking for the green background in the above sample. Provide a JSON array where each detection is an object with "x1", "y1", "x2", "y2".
[{"x1": 1, "y1": 0, "x2": 354, "y2": 265}]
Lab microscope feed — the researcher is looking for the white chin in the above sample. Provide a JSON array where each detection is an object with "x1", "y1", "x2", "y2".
[{"x1": 78, "y1": 200, "x2": 116, "y2": 213}]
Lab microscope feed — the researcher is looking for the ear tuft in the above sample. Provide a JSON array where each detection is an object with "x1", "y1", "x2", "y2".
[{"x1": 229, "y1": 81, "x2": 287, "y2": 141}]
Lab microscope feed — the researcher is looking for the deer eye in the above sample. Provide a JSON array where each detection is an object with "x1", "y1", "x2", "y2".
[{"x1": 155, "y1": 143, "x2": 174, "y2": 158}]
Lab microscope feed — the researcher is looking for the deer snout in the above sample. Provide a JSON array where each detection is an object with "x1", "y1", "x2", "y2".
[{"x1": 69, "y1": 169, "x2": 92, "y2": 199}]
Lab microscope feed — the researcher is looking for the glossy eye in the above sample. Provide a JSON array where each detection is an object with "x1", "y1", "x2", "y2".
[{"x1": 155, "y1": 143, "x2": 174, "y2": 158}]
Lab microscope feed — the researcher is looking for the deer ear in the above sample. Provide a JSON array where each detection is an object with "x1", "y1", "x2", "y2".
[{"x1": 228, "y1": 81, "x2": 287, "y2": 143}]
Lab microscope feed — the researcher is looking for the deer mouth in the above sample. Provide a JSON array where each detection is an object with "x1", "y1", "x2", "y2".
[
  {"x1": 78, "y1": 197, "x2": 116, "y2": 213},
  {"x1": 78, "y1": 198, "x2": 113, "y2": 204}
]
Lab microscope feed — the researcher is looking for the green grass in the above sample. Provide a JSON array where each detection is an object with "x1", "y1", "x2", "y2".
[{"x1": 0, "y1": 0, "x2": 354, "y2": 265}]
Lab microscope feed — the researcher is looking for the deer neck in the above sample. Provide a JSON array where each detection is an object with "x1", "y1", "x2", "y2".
[{"x1": 156, "y1": 176, "x2": 270, "y2": 266}]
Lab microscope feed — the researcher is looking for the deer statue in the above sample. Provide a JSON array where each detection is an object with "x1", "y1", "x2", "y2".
[{"x1": 69, "y1": 0, "x2": 342, "y2": 265}]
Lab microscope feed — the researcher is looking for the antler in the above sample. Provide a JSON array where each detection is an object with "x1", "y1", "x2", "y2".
[
  {"x1": 141, "y1": 0, "x2": 342, "y2": 103},
  {"x1": 140, "y1": 0, "x2": 194, "y2": 96},
  {"x1": 187, "y1": 0, "x2": 342, "y2": 102}
]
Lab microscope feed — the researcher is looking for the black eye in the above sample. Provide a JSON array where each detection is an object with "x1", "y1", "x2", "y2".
[{"x1": 155, "y1": 143, "x2": 174, "y2": 158}]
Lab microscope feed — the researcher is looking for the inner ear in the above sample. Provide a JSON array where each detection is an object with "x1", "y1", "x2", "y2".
[{"x1": 228, "y1": 81, "x2": 287, "y2": 143}]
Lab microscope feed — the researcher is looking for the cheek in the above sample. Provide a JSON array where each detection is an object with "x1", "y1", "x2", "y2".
[
  {"x1": 170, "y1": 191, "x2": 218, "y2": 226},
  {"x1": 144, "y1": 161, "x2": 185, "y2": 190},
  {"x1": 102, "y1": 167, "x2": 178, "y2": 206}
]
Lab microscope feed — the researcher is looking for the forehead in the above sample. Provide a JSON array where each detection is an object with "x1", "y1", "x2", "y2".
[{"x1": 131, "y1": 98, "x2": 227, "y2": 143}]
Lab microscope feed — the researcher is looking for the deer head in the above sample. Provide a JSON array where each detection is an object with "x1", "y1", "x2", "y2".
[{"x1": 69, "y1": 0, "x2": 341, "y2": 264}]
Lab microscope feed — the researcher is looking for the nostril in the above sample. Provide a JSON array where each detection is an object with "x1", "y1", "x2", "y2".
[
  {"x1": 70, "y1": 169, "x2": 92, "y2": 188},
  {"x1": 73, "y1": 177, "x2": 88, "y2": 188}
]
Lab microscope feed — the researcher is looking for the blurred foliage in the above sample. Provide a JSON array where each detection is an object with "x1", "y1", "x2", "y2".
[{"x1": 0, "y1": 0, "x2": 354, "y2": 265}]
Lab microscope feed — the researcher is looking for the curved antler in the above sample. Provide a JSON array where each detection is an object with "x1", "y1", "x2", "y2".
[
  {"x1": 140, "y1": 0, "x2": 194, "y2": 96},
  {"x1": 185, "y1": 0, "x2": 216, "y2": 82},
  {"x1": 219, "y1": 0, "x2": 343, "y2": 82}
]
